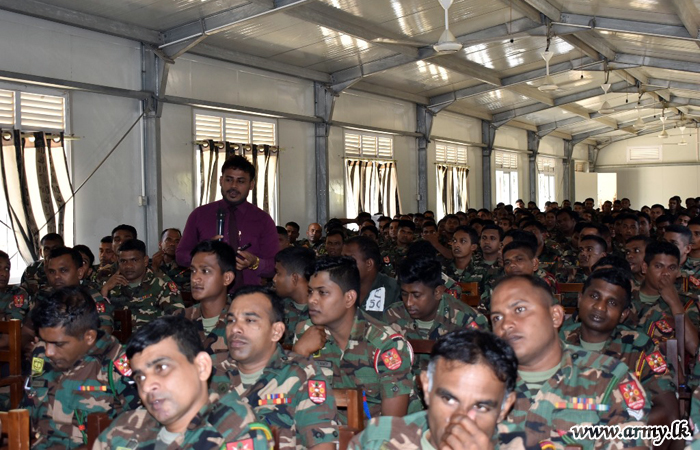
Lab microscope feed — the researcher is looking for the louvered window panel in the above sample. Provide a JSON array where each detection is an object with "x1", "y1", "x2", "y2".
[
  {"x1": 361, "y1": 136, "x2": 378, "y2": 157},
  {"x1": 345, "y1": 133, "x2": 362, "y2": 157},
  {"x1": 252, "y1": 121, "x2": 275, "y2": 145},
  {"x1": 225, "y1": 118, "x2": 250, "y2": 144},
  {"x1": 0, "y1": 89, "x2": 14, "y2": 127},
  {"x1": 495, "y1": 151, "x2": 518, "y2": 169},
  {"x1": 436, "y1": 141, "x2": 468, "y2": 165},
  {"x1": 575, "y1": 161, "x2": 586, "y2": 172},
  {"x1": 537, "y1": 157, "x2": 555, "y2": 173},
  {"x1": 195, "y1": 115, "x2": 223, "y2": 141},
  {"x1": 628, "y1": 146, "x2": 661, "y2": 162},
  {"x1": 377, "y1": 137, "x2": 392, "y2": 159},
  {"x1": 20, "y1": 92, "x2": 64, "y2": 130},
  {"x1": 436, "y1": 143, "x2": 446, "y2": 161}
]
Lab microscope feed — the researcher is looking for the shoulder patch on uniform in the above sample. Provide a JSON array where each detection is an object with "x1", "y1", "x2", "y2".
[
  {"x1": 114, "y1": 354, "x2": 132, "y2": 377},
  {"x1": 225, "y1": 438, "x2": 254, "y2": 450},
  {"x1": 655, "y1": 319, "x2": 673, "y2": 334},
  {"x1": 383, "y1": 256, "x2": 390, "y2": 264},
  {"x1": 539, "y1": 441, "x2": 556, "y2": 450},
  {"x1": 645, "y1": 351, "x2": 667, "y2": 374},
  {"x1": 13, "y1": 294, "x2": 25, "y2": 308},
  {"x1": 467, "y1": 320, "x2": 480, "y2": 329},
  {"x1": 31, "y1": 357, "x2": 44, "y2": 376},
  {"x1": 308, "y1": 380, "x2": 326, "y2": 404},
  {"x1": 618, "y1": 380, "x2": 645, "y2": 410},
  {"x1": 380, "y1": 348, "x2": 403, "y2": 371},
  {"x1": 167, "y1": 281, "x2": 178, "y2": 293},
  {"x1": 691, "y1": 276, "x2": 700, "y2": 287},
  {"x1": 96, "y1": 302, "x2": 106, "y2": 313}
]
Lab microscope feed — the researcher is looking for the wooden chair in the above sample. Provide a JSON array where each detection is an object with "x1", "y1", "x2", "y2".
[
  {"x1": 557, "y1": 283, "x2": 584, "y2": 294},
  {"x1": 408, "y1": 339, "x2": 434, "y2": 355},
  {"x1": 0, "y1": 320, "x2": 24, "y2": 409},
  {"x1": 112, "y1": 310, "x2": 133, "y2": 344},
  {"x1": 86, "y1": 412, "x2": 112, "y2": 449},
  {"x1": 334, "y1": 388, "x2": 365, "y2": 432},
  {"x1": 673, "y1": 314, "x2": 692, "y2": 417},
  {"x1": 457, "y1": 282, "x2": 480, "y2": 307},
  {"x1": 0, "y1": 409, "x2": 30, "y2": 450},
  {"x1": 338, "y1": 426, "x2": 357, "y2": 450}
]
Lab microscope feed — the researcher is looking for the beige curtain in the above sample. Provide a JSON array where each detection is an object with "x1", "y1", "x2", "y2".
[
  {"x1": 436, "y1": 164, "x2": 469, "y2": 217},
  {"x1": 346, "y1": 159, "x2": 401, "y2": 217}
]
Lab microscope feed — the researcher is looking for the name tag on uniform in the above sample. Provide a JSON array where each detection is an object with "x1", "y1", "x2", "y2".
[
  {"x1": 316, "y1": 361, "x2": 332, "y2": 368},
  {"x1": 366, "y1": 287, "x2": 386, "y2": 312}
]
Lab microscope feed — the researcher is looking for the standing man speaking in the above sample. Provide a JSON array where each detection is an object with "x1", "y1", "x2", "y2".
[{"x1": 177, "y1": 155, "x2": 278, "y2": 290}]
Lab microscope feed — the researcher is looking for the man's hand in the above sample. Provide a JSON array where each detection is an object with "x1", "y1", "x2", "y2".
[
  {"x1": 658, "y1": 272, "x2": 682, "y2": 310},
  {"x1": 210, "y1": 234, "x2": 224, "y2": 241},
  {"x1": 439, "y1": 414, "x2": 494, "y2": 450},
  {"x1": 151, "y1": 250, "x2": 165, "y2": 271},
  {"x1": 236, "y1": 250, "x2": 258, "y2": 271},
  {"x1": 292, "y1": 326, "x2": 327, "y2": 357},
  {"x1": 101, "y1": 272, "x2": 128, "y2": 297}
]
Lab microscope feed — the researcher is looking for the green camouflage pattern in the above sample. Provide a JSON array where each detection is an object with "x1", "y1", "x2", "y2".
[
  {"x1": 479, "y1": 269, "x2": 556, "y2": 313},
  {"x1": 359, "y1": 273, "x2": 402, "y2": 320},
  {"x1": 380, "y1": 245, "x2": 409, "y2": 278},
  {"x1": 497, "y1": 345, "x2": 651, "y2": 450},
  {"x1": 94, "y1": 262, "x2": 118, "y2": 286},
  {"x1": 156, "y1": 259, "x2": 191, "y2": 293},
  {"x1": 22, "y1": 331, "x2": 139, "y2": 450},
  {"x1": 624, "y1": 289, "x2": 700, "y2": 345},
  {"x1": 347, "y1": 410, "x2": 429, "y2": 450},
  {"x1": 105, "y1": 269, "x2": 185, "y2": 329},
  {"x1": 31, "y1": 285, "x2": 115, "y2": 331},
  {"x1": 209, "y1": 345, "x2": 339, "y2": 450},
  {"x1": 21, "y1": 260, "x2": 47, "y2": 297},
  {"x1": 691, "y1": 387, "x2": 700, "y2": 437},
  {"x1": 297, "y1": 239, "x2": 324, "y2": 255},
  {"x1": 94, "y1": 392, "x2": 273, "y2": 450},
  {"x1": 174, "y1": 303, "x2": 229, "y2": 356},
  {"x1": 0, "y1": 285, "x2": 30, "y2": 321},
  {"x1": 538, "y1": 245, "x2": 562, "y2": 274},
  {"x1": 561, "y1": 323, "x2": 676, "y2": 401},
  {"x1": 281, "y1": 297, "x2": 309, "y2": 347},
  {"x1": 441, "y1": 259, "x2": 490, "y2": 291},
  {"x1": 294, "y1": 310, "x2": 414, "y2": 423}
]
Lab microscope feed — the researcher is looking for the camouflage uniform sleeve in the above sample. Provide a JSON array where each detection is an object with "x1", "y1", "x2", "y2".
[
  {"x1": 110, "y1": 352, "x2": 140, "y2": 411},
  {"x1": 634, "y1": 340, "x2": 676, "y2": 399},
  {"x1": 683, "y1": 297, "x2": 700, "y2": 331},
  {"x1": 293, "y1": 365, "x2": 339, "y2": 448},
  {"x1": 157, "y1": 275, "x2": 186, "y2": 314},
  {"x1": 93, "y1": 292, "x2": 114, "y2": 330},
  {"x1": 5, "y1": 287, "x2": 30, "y2": 321},
  {"x1": 375, "y1": 334, "x2": 414, "y2": 400},
  {"x1": 216, "y1": 391, "x2": 273, "y2": 450},
  {"x1": 347, "y1": 416, "x2": 423, "y2": 450}
]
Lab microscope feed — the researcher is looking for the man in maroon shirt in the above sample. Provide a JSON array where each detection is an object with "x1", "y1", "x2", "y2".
[{"x1": 177, "y1": 155, "x2": 278, "y2": 288}]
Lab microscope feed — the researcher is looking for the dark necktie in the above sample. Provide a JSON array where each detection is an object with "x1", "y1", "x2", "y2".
[{"x1": 228, "y1": 204, "x2": 244, "y2": 292}]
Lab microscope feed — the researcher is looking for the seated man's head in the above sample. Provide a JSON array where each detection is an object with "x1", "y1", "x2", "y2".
[
  {"x1": 342, "y1": 236, "x2": 382, "y2": 283},
  {"x1": 276, "y1": 226, "x2": 290, "y2": 251},
  {"x1": 625, "y1": 235, "x2": 652, "y2": 276},
  {"x1": 73, "y1": 245, "x2": 95, "y2": 279},
  {"x1": 324, "y1": 229, "x2": 345, "y2": 257},
  {"x1": 40, "y1": 233, "x2": 64, "y2": 260},
  {"x1": 118, "y1": 239, "x2": 149, "y2": 283},
  {"x1": 578, "y1": 268, "x2": 632, "y2": 337},
  {"x1": 273, "y1": 246, "x2": 315, "y2": 298},
  {"x1": 397, "y1": 220, "x2": 416, "y2": 247},
  {"x1": 31, "y1": 286, "x2": 100, "y2": 371},
  {"x1": 421, "y1": 220, "x2": 438, "y2": 239},
  {"x1": 398, "y1": 257, "x2": 444, "y2": 322},
  {"x1": 126, "y1": 315, "x2": 212, "y2": 433},
  {"x1": 285, "y1": 222, "x2": 300, "y2": 243},
  {"x1": 0, "y1": 250, "x2": 10, "y2": 290},
  {"x1": 578, "y1": 235, "x2": 608, "y2": 272},
  {"x1": 451, "y1": 226, "x2": 479, "y2": 260},
  {"x1": 421, "y1": 329, "x2": 517, "y2": 448},
  {"x1": 502, "y1": 241, "x2": 539, "y2": 276},
  {"x1": 479, "y1": 224, "x2": 503, "y2": 259},
  {"x1": 159, "y1": 228, "x2": 182, "y2": 259},
  {"x1": 663, "y1": 224, "x2": 692, "y2": 264},
  {"x1": 490, "y1": 275, "x2": 564, "y2": 371},
  {"x1": 642, "y1": 241, "x2": 680, "y2": 291},
  {"x1": 99, "y1": 236, "x2": 116, "y2": 266},
  {"x1": 111, "y1": 224, "x2": 137, "y2": 254},
  {"x1": 615, "y1": 213, "x2": 639, "y2": 243},
  {"x1": 591, "y1": 254, "x2": 631, "y2": 274},
  {"x1": 307, "y1": 256, "x2": 360, "y2": 327},
  {"x1": 306, "y1": 223, "x2": 322, "y2": 244},
  {"x1": 360, "y1": 225, "x2": 380, "y2": 242},
  {"x1": 189, "y1": 240, "x2": 236, "y2": 302},
  {"x1": 226, "y1": 286, "x2": 285, "y2": 372},
  {"x1": 46, "y1": 247, "x2": 86, "y2": 289}
]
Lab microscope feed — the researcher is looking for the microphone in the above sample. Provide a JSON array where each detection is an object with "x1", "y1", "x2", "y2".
[{"x1": 216, "y1": 208, "x2": 226, "y2": 241}]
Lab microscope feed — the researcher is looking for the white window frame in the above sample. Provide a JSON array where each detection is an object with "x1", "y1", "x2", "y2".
[
  {"x1": 494, "y1": 151, "x2": 519, "y2": 206},
  {"x1": 627, "y1": 145, "x2": 662, "y2": 163},
  {"x1": 537, "y1": 156, "x2": 556, "y2": 207},
  {"x1": 435, "y1": 140, "x2": 469, "y2": 218},
  {"x1": 0, "y1": 82, "x2": 71, "y2": 284}
]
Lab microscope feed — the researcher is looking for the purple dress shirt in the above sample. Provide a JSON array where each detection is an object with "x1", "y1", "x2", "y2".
[{"x1": 176, "y1": 199, "x2": 278, "y2": 285}]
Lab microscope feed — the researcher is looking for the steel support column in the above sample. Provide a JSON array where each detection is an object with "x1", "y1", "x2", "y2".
[
  {"x1": 563, "y1": 140, "x2": 574, "y2": 201},
  {"x1": 527, "y1": 130, "x2": 541, "y2": 204},
  {"x1": 482, "y1": 121, "x2": 496, "y2": 210},
  {"x1": 416, "y1": 105, "x2": 435, "y2": 213},
  {"x1": 314, "y1": 82, "x2": 336, "y2": 225}
]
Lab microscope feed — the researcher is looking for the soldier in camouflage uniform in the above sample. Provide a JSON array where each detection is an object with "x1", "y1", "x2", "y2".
[
  {"x1": 298, "y1": 223, "x2": 324, "y2": 255},
  {"x1": 210, "y1": 286, "x2": 339, "y2": 450},
  {"x1": 95, "y1": 315, "x2": 271, "y2": 450},
  {"x1": 293, "y1": 256, "x2": 414, "y2": 422},
  {"x1": 380, "y1": 220, "x2": 414, "y2": 278},
  {"x1": 174, "y1": 240, "x2": 236, "y2": 356},
  {"x1": 384, "y1": 256, "x2": 487, "y2": 372},
  {"x1": 522, "y1": 220, "x2": 562, "y2": 274},
  {"x1": 348, "y1": 329, "x2": 518, "y2": 450},
  {"x1": 272, "y1": 246, "x2": 315, "y2": 346},
  {"x1": 152, "y1": 228, "x2": 191, "y2": 293},
  {"x1": 625, "y1": 235, "x2": 653, "y2": 291},
  {"x1": 95, "y1": 224, "x2": 138, "y2": 285},
  {"x1": 20, "y1": 232, "x2": 64, "y2": 296},
  {"x1": 663, "y1": 225, "x2": 700, "y2": 298},
  {"x1": 101, "y1": 239, "x2": 184, "y2": 329},
  {"x1": 22, "y1": 286, "x2": 139, "y2": 449},
  {"x1": 342, "y1": 236, "x2": 401, "y2": 320},
  {"x1": 687, "y1": 217, "x2": 700, "y2": 274},
  {"x1": 490, "y1": 275, "x2": 650, "y2": 449},
  {"x1": 442, "y1": 226, "x2": 490, "y2": 292},
  {"x1": 0, "y1": 250, "x2": 30, "y2": 322},
  {"x1": 560, "y1": 269, "x2": 681, "y2": 435}
]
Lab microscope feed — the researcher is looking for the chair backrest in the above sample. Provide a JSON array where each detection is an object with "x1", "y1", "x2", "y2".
[
  {"x1": 0, "y1": 409, "x2": 30, "y2": 450},
  {"x1": 557, "y1": 283, "x2": 584, "y2": 294},
  {"x1": 457, "y1": 282, "x2": 479, "y2": 296},
  {"x1": 0, "y1": 320, "x2": 24, "y2": 409},
  {"x1": 338, "y1": 426, "x2": 358, "y2": 450},
  {"x1": 334, "y1": 388, "x2": 365, "y2": 431},
  {"x1": 674, "y1": 313, "x2": 686, "y2": 375},
  {"x1": 112, "y1": 309, "x2": 133, "y2": 344},
  {"x1": 408, "y1": 339, "x2": 434, "y2": 355},
  {"x1": 86, "y1": 412, "x2": 112, "y2": 449},
  {"x1": 460, "y1": 294, "x2": 480, "y2": 308}
]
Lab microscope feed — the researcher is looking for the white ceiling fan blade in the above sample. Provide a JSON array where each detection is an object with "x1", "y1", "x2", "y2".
[{"x1": 371, "y1": 38, "x2": 423, "y2": 46}]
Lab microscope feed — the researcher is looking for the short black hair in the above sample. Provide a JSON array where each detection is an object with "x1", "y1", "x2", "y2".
[
  {"x1": 584, "y1": 268, "x2": 633, "y2": 308},
  {"x1": 41, "y1": 233, "x2": 64, "y2": 246},
  {"x1": 100, "y1": 236, "x2": 113, "y2": 244},
  {"x1": 626, "y1": 235, "x2": 653, "y2": 246},
  {"x1": 556, "y1": 209, "x2": 579, "y2": 221},
  {"x1": 502, "y1": 240, "x2": 536, "y2": 259},
  {"x1": 344, "y1": 236, "x2": 381, "y2": 269},
  {"x1": 422, "y1": 220, "x2": 437, "y2": 230},
  {"x1": 232, "y1": 285, "x2": 284, "y2": 324},
  {"x1": 360, "y1": 225, "x2": 379, "y2": 239},
  {"x1": 521, "y1": 220, "x2": 546, "y2": 233},
  {"x1": 615, "y1": 213, "x2": 638, "y2": 224},
  {"x1": 644, "y1": 241, "x2": 680, "y2": 265},
  {"x1": 160, "y1": 228, "x2": 181, "y2": 241},
  {"x1": 112, "y1": 224, "x2": 137, "y2": 240},
  {"x1": 190, "y1": 240, "x2": 237, "y2": 275},
  {"x1": 126, "y1": 315, "x2": 203, "y2": 362},
  {"x1": 637, "y1": 211, "x2": 651, "y2": 223},
  {"x1": 406, "y1": 240, "x2": 438, "y2": 259},
  {"x1": 326, "y1": 229, "x2": 346, "y2": 240},
  {"x1": 31, "y1": 286, "x2": 100, "y2": 337},
  {"x1": 285, "y1": 221, "x2": 300, "y2": 232},
  {"x1": 656, "y1": 214, "x2": 672, "y2": 225},
  {"x1": 275, "y1": 246, "x2": 316, "y2": 277},
  {"x1": 398, "y1": 256, "x2": 443, "y2": 289},
  {"x1": 453, "y1": 226, "x2": 479, "y2": 244},
  {"x1": 118, "y1": 239, "x2": 147, "y2": 256},
  {"x1": 689, "y1": 217, "x2": 700, "y2": 227},
  {"x1": 0, "y1": 250, "x2": 8, "y2": 262},
  {"x1": 503, "y1": 229, "x2": 537, "y2": 250},
  {"x1": 309, "y1": 256, "x2": 360, "y2": 298},
  {"x1": 429, "y1": 329, "x2": 518, "y2": 394},
  {"x1": 397, "y1": 219, "x2": 416, "y2": 232},
  {"x1": 579, "y1": 234, "x2": 607, "y2": 251},
  {"x1": 592, "y1": 255, "x2": 631, "y2": 273},
  {"x1": 73, "y1": 245, "x2": 95, "y2": 267},
  {"x1": 664, "y1": 224, "x2": 692, "y2": 246},
  {"x1": 221, "y1": 154, "x2": 255, "y2": 180},
  {"x1": 481, "y1": 223, "x2": 504, "y2": 240},
  {"x1": 276, "y1": 226, "x2": 288, "y2": 237},
  {"x1": 493, "y1": 274, "x2": 556, "y2": 306},
  {"x1": 48, "y1": 246, "x2": 84, "y2": 268}
]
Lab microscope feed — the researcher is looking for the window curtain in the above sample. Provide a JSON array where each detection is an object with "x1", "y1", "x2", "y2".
[
  {"x1": 197, "y1": 140, "x2": 279, "y2": 219},
  {"x1": 436, "y1": 164, "x2": 469, "y2": 217},
  {"x1": 0, "y1": 130, "x2": 74, "y2": 263},
  {"x1": 345, "y1": 159, "x2": 402, "y2": 218}
]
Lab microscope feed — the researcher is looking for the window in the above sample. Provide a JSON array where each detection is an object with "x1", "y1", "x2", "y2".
[
  {"x1": 194, "y1": 112, "x2": 279, "y2": 221},
  {"x1": 0, "y1": 87, "x2": 71, "y2": 283},
  {"x1": 575, "y1": 160, "x2": 588, "y2": 172},
  {"x1": 344, "y1": 131, "x2": 401, "y2": 219},
  {"x1": 628, "y1": 145, "x2": 661, "y2": 162},
  {"x1": 494, "y1": 151, "x2": 518, "y2": 206},
  {"x1": 537, "y1": 157, "x2": 556, "y2": 207},
  {"x1": 435, "y1": 141, "x2": 469, "y2": 218}
]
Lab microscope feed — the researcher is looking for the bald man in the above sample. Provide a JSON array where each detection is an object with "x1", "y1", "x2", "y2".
[{"x1": 300, "y1": 223, "x2": 324, "y2": 253}]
